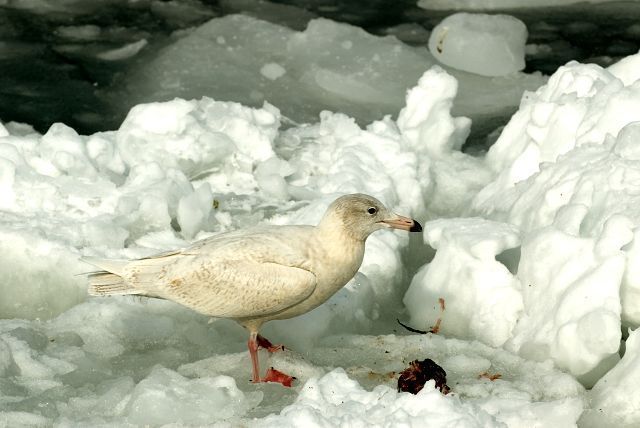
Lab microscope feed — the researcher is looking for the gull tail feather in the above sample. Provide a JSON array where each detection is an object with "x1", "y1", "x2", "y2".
[{"x1": 82, "y1": 257, "x2": 145, "y2": 297}]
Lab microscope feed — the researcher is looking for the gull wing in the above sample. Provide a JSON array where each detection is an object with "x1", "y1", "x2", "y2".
[
  {"x1": 124, "y1": 228, "x2": 318, "y2": 319},
  {"x1": 156, "y1": 259, "x2": 318, "y2": 318}
]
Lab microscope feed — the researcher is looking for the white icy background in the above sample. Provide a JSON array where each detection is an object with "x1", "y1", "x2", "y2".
[{"x1": 2, "y1": 10, "x2": 640, "y2": 428}]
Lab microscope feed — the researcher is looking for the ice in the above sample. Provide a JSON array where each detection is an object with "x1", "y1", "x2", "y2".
[
  {"x1": 607, "y1": 50, "x2": 640, "y2": 85},
  {"x1": 0, "y1": 231, "x2": 86, "y2": 319},
  {"x1": 96, "y1": 39, "x2": 148, "y2": 61},
  {"x1": 506, "y1": 215, "x2": 628, "y2": 385},
  {"x1": 397, "y1": 66, "x2": 492, "y2": 217},
  {"x1": 428, "y1": 13, "x2": 527, "y2": 77},
  {"x1": 404, "y1": 218, "x2": 523, "y2": 348},
  {"x1": 260, "y1": 62, "x2": 287, "y2": 80},
  {"x1": 177, "y1": 183, "x2": 213, "y2": 239},
  {"x1": 119, "y1": 14, "x2": 545, "y2": 127},
  {"x1": 473, "y1": 59, "x2": 640, "y2": 216},
  {"x1": 124, "y1": 367, "x2": 260, "y2": 426},
  {"x1": 580, "y1": 327, "x2": 640, "y2": 427}
]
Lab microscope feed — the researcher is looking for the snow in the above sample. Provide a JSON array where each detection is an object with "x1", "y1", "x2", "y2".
[
  {"x1": 405, "y1": 218, "x2": 523, "y2": 348},
  {"x1": 581, "y1": 327, "x2": 640, "y2": 427},
  {"x1": 3, "y1": 7, "x2": 640, "y2": 426},
  {"x1": 428, "y1": 13, "x2": 527, "y2": 77}
]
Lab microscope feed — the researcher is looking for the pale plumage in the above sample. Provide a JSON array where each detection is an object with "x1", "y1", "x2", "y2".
[{"x1": 84, "y1": 193, "x2": 422, "y2": 385}]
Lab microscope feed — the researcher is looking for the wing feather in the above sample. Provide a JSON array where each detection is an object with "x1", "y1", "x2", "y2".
[
  {"x1": 154, "y1": 260, "x2": 317, "y2": 318},
  {"x1": 122, "y1": 228, "x2": 319, "y2": 319}
]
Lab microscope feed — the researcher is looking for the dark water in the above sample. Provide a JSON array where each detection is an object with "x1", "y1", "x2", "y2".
[{"x1": 0, "y1": 0, "x2": 639, "y2": 135}]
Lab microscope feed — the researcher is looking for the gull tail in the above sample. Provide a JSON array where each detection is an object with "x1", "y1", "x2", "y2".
[{"x1": 82, "y1": 257, "x2": 144, "y2": 296}]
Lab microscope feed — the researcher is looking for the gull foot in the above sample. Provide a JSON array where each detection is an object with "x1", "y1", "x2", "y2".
[
  {"x1": 257, "y1": 334, "x2": 285, "y2": 353},
  {"x1": 262, "y1": 367, "x2": 295, "y2": 387}
]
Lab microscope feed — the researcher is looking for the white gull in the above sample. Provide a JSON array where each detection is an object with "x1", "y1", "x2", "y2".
[{"x1": 84, "y1": 193, "x2": 422, "y2": 385}]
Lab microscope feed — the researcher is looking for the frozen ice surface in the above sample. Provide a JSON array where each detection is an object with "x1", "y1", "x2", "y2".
[
  {"x1": 428, "y1": 13, "x2": 527, "y2": 77},
  {"x1": 119, "y1": 14, "x2": 545, "y2": 126},
  {"x1": 0, "y1": 301, "x2": 586, "y2": 426},
  {"x1": 121, "y1": 14, "x2": 429, "y2": 126}
]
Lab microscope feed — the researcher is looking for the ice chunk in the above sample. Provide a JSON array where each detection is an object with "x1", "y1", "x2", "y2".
[
  {"x1": 177, "y1": 182, "x2": 213, "y2": 239},
  {"x1": 608, "y1": 51, "x2": 640, "y2": 86},
  {"x1": 260, "y1": 62, "x2": 286, "y2": 80},
  {"x1": 117, "y1": 97, "x2": 277, "y2": 191},
  {"x1": 429, "y1": 13, "x2": 527, "y2": 77},
  {"x1": 474, "y1": 61, "x2": 640, "y2": 214},
  {"x1": 404, "y1": 218, "x2": 523, "y2": 347},
  {"x1": 397, "y1": 66, "x2": 492, "y2": 217},
  {"x1": 613, "y1": 122, "x2": 640, "y2": 160},
  {"x1": 124, "y1": 366, "x2": 260, "y2": 426},
  {"x1": 581, "y1": 327, "x2": 640, "y2": 427},
  {"x1": 0, "y1": 157, "x2": 16, "y2": 210},
  {"x1": 0, "y1": 230, "x2": 86, "y2": 319},
  {"x1": 474, "y1": 128, "x2": 640, "y2": 330},
  {"x1": 96, "y1": 39, "x2": 148, "y2": 61},
  {"x1": 506, "y1": 214, "x2": 630, "y2": 384},
  {"x1": 398, "y1": 66, "x2": 470, "y2": 156},
  {"x1": 621, "y1": 227, "x2": 640, "y2": 326},
  {"x1": 254, "y1": 157, "x2": 293, "y2": 199}
]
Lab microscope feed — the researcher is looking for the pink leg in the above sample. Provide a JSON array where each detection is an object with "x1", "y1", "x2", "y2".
[
  {"x1": 247, "y1": 331, "x2": 295, "y2": 387},
  {"x1": 248, "y1": 331, "x2": 261, "y2": 383}
]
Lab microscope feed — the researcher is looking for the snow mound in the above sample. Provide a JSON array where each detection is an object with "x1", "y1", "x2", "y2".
[
  {"x1": 256, "y1": 368, "x2": 501, "y2": 427},
  {"x1": 404, "y1": 218, "x2": 523, "y2": 348},
  {"x1": 404, "y1": 52, "x2": 640, "y2": 389},
  {"x1": 581, "y1": 327, "x2": 640, "y2": 427}
]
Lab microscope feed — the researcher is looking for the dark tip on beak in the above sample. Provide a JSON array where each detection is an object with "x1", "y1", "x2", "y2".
[{"x1": 409, "y1": 220, "x2": 423, "y2": 233}]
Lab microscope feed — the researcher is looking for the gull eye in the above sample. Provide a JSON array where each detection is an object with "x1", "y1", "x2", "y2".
[{"x1": 367, "y1": 207, "x2": 378, "y2": 215}]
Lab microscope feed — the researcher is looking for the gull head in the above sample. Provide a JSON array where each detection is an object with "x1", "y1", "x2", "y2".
[{"x1": 321, "y1": 193, "x2": 422, "y2": 241}]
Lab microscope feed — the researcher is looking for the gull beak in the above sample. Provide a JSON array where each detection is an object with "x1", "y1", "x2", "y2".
[{"x1": 381, "y1": 214, "x2": 423, "y2": 232}]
